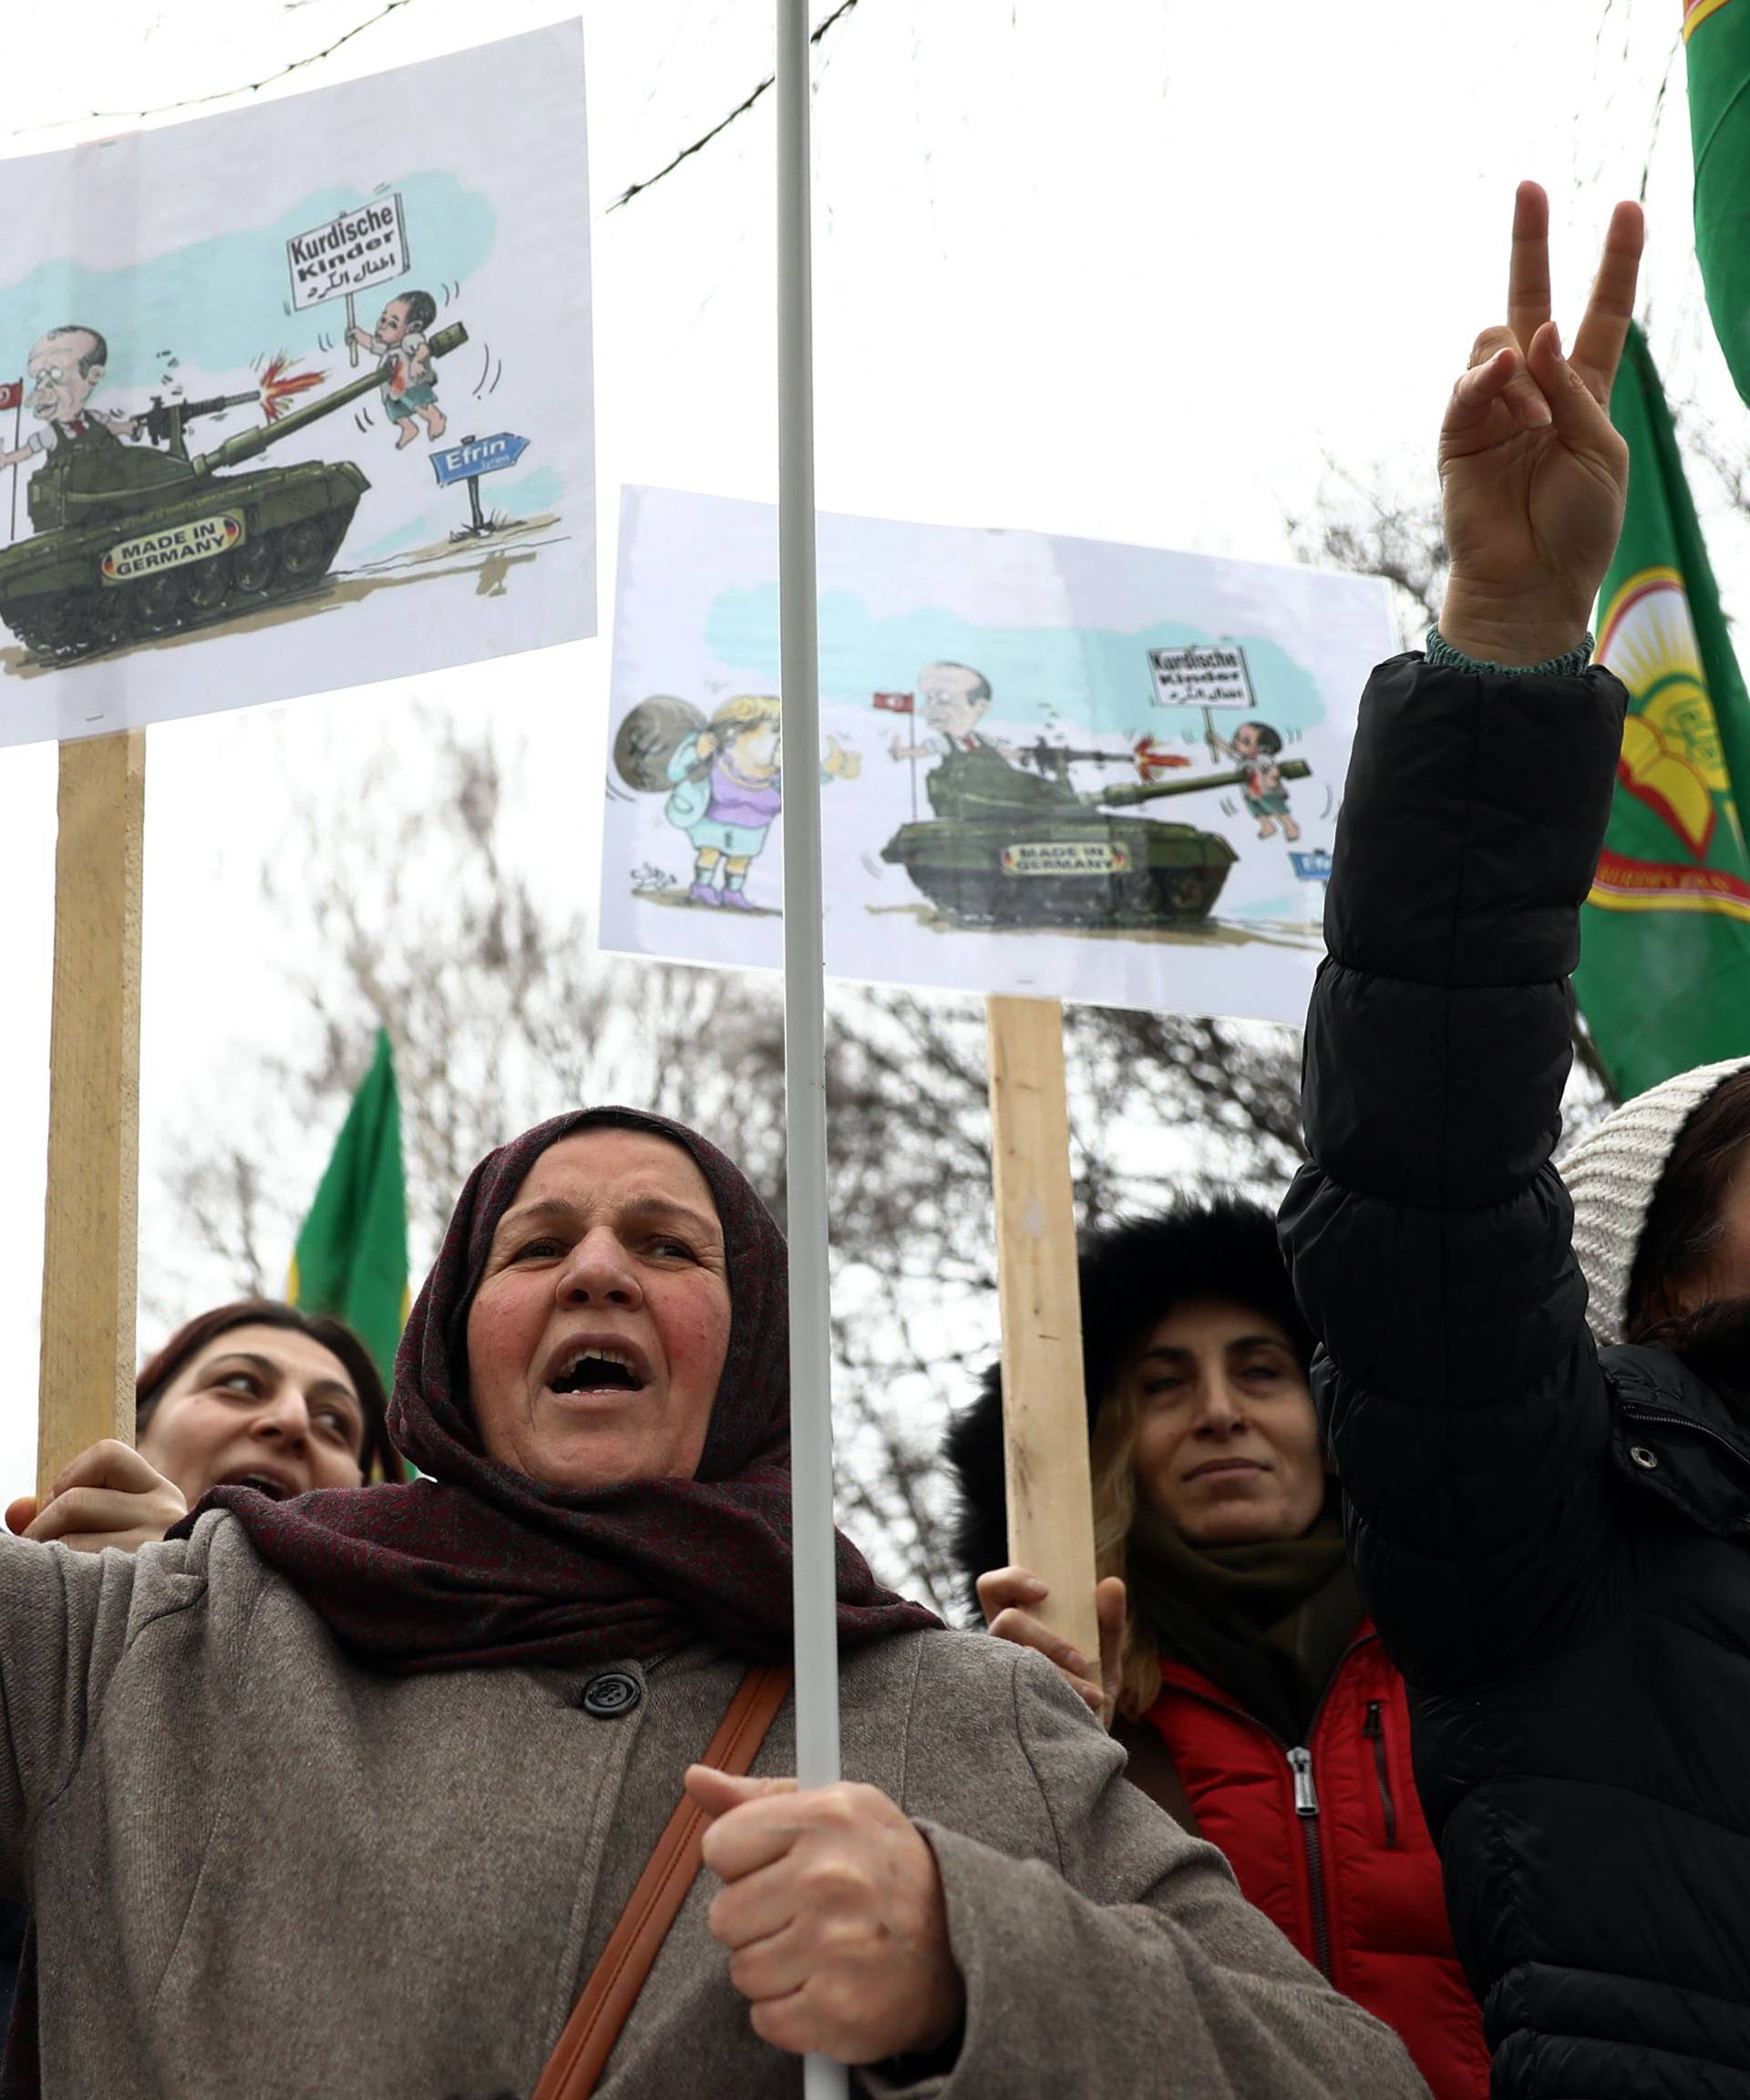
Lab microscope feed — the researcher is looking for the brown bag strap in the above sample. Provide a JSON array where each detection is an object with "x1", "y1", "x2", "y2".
[{"x1": 530, "y1": 1662, "x2": 794, "y2": 2100}]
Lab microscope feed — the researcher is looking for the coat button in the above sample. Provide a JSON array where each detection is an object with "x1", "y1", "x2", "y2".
[
  {"x1": 1630, "y1": 1445, "x2": 1660, "y2": 1470},
  {"x1": 580, "y1": 1671, "x2": 643, "y2": 1718}
]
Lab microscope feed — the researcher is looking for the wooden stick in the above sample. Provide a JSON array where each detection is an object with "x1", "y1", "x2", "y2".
[
  {"x1": 986, "y1": 993, "x2": 1100, "y2": 1669},
  {"x1": 36, "y1": 729, "x2": 146, "y2": 1498}
]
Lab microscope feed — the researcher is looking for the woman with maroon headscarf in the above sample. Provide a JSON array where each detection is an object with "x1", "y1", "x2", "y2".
[{"x1": 0, "y1": 1109, "x2": 1422, "y2": 2099}]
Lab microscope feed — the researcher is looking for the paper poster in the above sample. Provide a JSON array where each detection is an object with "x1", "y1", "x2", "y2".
[
  {"x1": 601, "y1": 487, "x2": 1396, "y2": 1026},
  {"x1": 0, "y1": 24, "x2": 593, "y2": 747}
]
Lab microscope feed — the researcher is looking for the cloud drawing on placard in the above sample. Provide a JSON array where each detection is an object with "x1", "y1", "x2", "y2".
[
  {"x1": 0, "y1": 171, "x2": 495, "y2": 391},
  {"x1": 702, "y1": 585, "x2": 1326, "y2": 738}
]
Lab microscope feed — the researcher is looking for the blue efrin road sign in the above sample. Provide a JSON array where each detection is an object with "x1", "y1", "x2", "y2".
[
  {"x1": 1289, "y1": 849, "x2": 1333, "y2": 883},
  {"x1": 430, "y1": 432, "x2": 530, "y2": 488}
]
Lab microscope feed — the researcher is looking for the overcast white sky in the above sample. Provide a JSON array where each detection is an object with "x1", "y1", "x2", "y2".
[{"x1": 0, "y1": 0, "x2": 1729, "y2": 1496}]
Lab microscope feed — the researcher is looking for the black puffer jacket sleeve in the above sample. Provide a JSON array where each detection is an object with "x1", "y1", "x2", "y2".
[{"x1": 1279, "y1": 653, "x2": 1628, "y2": 1693}]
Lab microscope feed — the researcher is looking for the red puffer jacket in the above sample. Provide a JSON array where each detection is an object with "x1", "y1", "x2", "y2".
[{"x1": 1146, "y1": 1623, "x2": 1489, "y2": 2100}]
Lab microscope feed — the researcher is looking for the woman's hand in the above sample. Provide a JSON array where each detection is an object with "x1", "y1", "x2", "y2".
[
  {"x1": 976, "y1": 1564, "x2": 1128, "y2": 1729},
  {"x1": 687, "y1": 1768, "x2": 964, "y2": 2064},
  {"x1": 1438, "y1": 180, "x2": 1643, "y2": 666},
  {"x1": 5, "y1": 1439, "x2": 188, "y2": 1554}
]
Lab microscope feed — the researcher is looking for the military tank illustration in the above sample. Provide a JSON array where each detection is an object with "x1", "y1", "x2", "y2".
[
  {"x1": 880, "y1": 739, "x2": 1311, "y2": 929},
  {"x1": 0, "y1": 321, "x2": 468, "y2": 662}
]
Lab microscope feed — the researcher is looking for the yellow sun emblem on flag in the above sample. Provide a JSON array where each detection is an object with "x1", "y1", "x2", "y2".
[{"x1": 1598, "y1": 568, "x2": 1741, "y2": 860}]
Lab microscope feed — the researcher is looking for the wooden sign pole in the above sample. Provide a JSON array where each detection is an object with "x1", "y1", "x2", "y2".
[
  {"x1": 985, "y1": 993, "x2": 1100, "y2": 1670},
  {"x1": 36, "y1": 729, "x2": 145, "y2": 1498}
]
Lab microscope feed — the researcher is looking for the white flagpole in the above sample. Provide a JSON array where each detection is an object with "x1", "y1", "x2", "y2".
[{"x1": 776, "y1": 20, "x2": 849, "y2": 2100}]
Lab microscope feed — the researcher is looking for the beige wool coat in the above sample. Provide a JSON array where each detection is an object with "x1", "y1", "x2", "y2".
[{"x1": 3, "y1": 1510, "x2": 1428, "y2": 2099}]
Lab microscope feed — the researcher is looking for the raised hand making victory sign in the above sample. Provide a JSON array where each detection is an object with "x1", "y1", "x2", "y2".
[
  {"x1": 1437, "y1": 180, "x2": 1643, "y2": 666},
  {"x1": 1282, "y1": 180, "x2": 1750, "y2": 2099}
]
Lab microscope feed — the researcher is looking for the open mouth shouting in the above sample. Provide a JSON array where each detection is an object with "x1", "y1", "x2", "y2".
[{"x1": 541, "y1": 1336, "x2": 654, "y2": 1401}]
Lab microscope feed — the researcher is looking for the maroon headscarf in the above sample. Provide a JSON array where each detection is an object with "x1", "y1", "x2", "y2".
[{"x1": 170, "y1": 1107, "x2": 939, "y2": 1671}]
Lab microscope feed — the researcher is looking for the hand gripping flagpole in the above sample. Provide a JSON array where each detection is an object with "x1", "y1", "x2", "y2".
[{"x1": 776, "y1": 7, "x2": 849, "y2": 2100}]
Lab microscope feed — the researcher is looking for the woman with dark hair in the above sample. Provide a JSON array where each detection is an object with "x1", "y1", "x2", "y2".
[
  {"x1": 950, "y1": 1199, "x2": 1488, "y2": 2100},
  {"x1": 1277, "y1": 184, "x2": 1750, "y2": 2094},
  {"x1": 6, "y1": 1300, "x2": 396, "y2": 1554},
  {"x1": 0, "y1": 1302, "x2": 396, "y2": 2083},
  {"x1": 0, "y1": 1110, "x2": 1424, "y2": 2098}
]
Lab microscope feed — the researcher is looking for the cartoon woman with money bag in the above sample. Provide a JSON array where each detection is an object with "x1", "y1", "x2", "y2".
[{"x1": 648, "y1": 695, "x2": 859, "y2": 910}]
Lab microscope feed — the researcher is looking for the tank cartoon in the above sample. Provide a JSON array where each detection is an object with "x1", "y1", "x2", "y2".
[
  {"x1": 0, "y1": 321, "x2": 468, "y2": 661},
  {"x1": 879, "y1": 739, "x2": 1312, "y2": 929}
]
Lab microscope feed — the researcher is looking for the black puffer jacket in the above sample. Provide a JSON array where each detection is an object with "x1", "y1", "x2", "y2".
[{"x1": 1281, "y1": 654, "x2": 1750, "y2": 2100}]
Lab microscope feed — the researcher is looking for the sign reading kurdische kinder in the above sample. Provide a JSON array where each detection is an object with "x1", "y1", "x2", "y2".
[{"x1": 287, "y1": 197, "x2": 410, "y2": 312}]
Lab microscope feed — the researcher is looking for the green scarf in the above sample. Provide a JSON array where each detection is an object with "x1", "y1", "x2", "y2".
[{"x1": 1123, "y1": 1491, "x2": 1362, "y2": 1745}]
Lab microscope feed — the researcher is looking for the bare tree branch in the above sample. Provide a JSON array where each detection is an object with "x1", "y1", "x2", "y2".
[{"x1": 1286, "y1": 460, "x2": 1446, "y2": 644}]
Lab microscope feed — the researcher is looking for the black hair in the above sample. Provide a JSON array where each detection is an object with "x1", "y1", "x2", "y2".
[
  {"x1": 1240, "y1": 720, "x2": 1283, "y2": 755},
  {"x1": 942, "y1": 1197, "x2": 1312, "y2": 1615},
  {"x1": 136, "y1": 1299, "x2": 399, "y2": 1483},
  {"x1": 1628, "y1": 1068, "x2": 1750, "y2": 1336},
  {"x1": 396, "y1": 290, "x2": 438, "y2": 334}
]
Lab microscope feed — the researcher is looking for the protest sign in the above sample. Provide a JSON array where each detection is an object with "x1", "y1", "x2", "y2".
[
  {"x1": 601, "y1": 486, "x2": 1395, "y2": 1027},
  {"x1": 0, "y1": 22, "x2": 593, "y2": 748},
  {"x1": 1148, "y1": 642, "x2": 1256, "y2": 711},
  {"x1": 288, "y1": 195, "x2": 411, "y2": 314}
]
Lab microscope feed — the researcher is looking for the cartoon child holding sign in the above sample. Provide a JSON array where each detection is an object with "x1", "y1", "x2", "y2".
[
  {"x1": 1209, "y1": 719, "x2": 1302, "y2": 841},
  {"x1": 348, "y1": 292, "x2": 448, "y2": 448}
]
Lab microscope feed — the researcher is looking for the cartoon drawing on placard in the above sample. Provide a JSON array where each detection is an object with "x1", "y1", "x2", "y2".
[
  {"x1": 1206, "y1": 719, "x2": 1302, "y2": 840},
  {"x1": 885, "y1": 662, "x2": 1017, "y2": 764},
  {"x1": 864, "y1": 643, "x2": 1312, "y2": 932},
  {"x1": 0, "y1": 326, "x2": 145, "y2": 468},
  {"x1": 0, "y1": 288, "x2": 470, "y2": 660},
  {"x1": 0, "y1": 25, "x2": 593, "y2": 724},
  {"x1": 612, "y1": 692, "x2": 860, "y2": 915},
  {"x1": 348, "y1": 289, "x2": 448, "y2": 449},
  {"x1": 602, "y1": 489, "x2": 1390, "y2": 1024},
  {"x1": 878, "y1": 710, "x2": 1301, "y2": 932}
]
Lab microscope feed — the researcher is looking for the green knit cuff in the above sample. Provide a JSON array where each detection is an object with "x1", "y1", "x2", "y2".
[{"x1": 1425, "y1": 625, "x2": 1594, "y2": 678}]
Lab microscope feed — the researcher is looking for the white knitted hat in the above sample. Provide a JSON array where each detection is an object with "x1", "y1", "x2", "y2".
[{"x1": 1562, "y1": 1055, "x2": 1750, "y2": 1345}]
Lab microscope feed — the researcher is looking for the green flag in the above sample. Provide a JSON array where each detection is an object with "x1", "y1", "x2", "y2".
[
  {"x1": 289, "y1": 1028, "x2": 410, "y2": 1397},
  {"x1": 1574, "y1": 324, "x2": 1750, "y2": 1096},
  {"x1": 1689, "y1": 0, "x2": 1750, "y2": 407}
]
